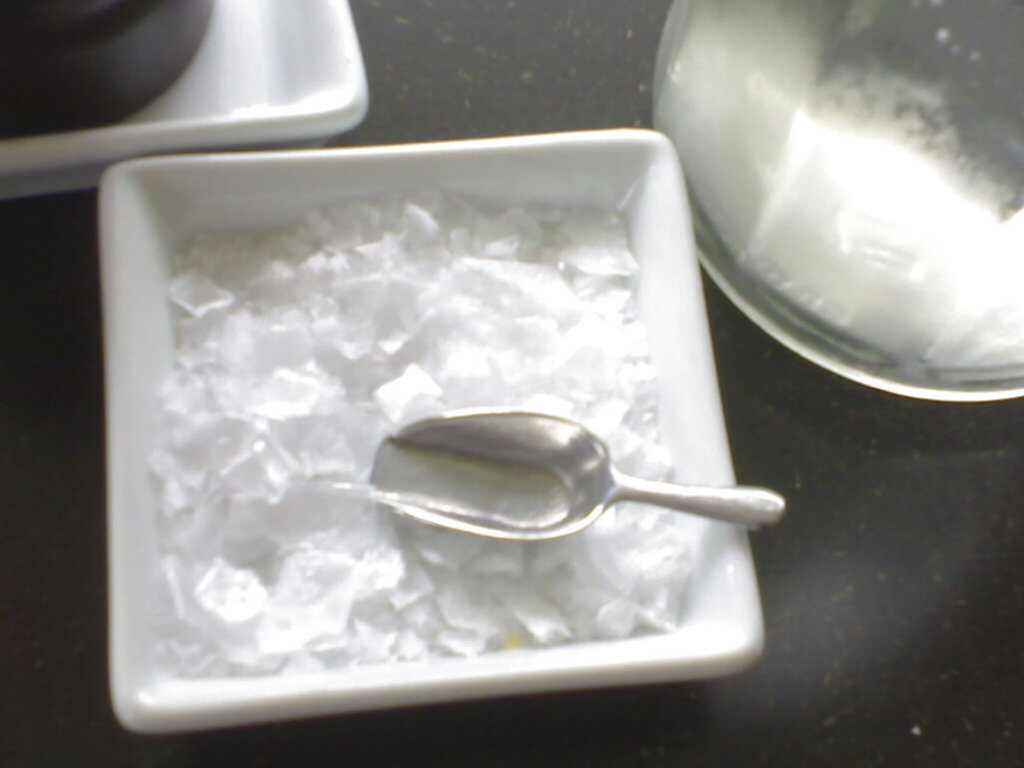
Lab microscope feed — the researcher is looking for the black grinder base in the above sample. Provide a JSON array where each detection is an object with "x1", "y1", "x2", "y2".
[{"x1": 0, "y1": 0, "x2": 214, "y2": 138}]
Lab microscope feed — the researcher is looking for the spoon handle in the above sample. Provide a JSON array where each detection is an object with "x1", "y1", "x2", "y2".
[{"x1": 610, "y1": 473, "x2": 785, "y2": 528}]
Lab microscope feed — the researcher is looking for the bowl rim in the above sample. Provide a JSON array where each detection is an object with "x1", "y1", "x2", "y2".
[{"x1": 99, "y1": 128, "x2": 765, "y2": 732}]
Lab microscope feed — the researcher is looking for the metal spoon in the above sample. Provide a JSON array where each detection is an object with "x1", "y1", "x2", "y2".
[{"x1": 369, "y1": 410, "x2": 785, "y2": 540}]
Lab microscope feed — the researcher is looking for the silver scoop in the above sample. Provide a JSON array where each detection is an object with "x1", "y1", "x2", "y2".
[{"x1": 369, "y1": 410, "x2": 785, "y2": 540}]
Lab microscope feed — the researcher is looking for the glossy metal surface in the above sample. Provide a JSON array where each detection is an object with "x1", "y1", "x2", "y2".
[{"x1": 371, "y1": 410, "x2": 784, "y2": 539}]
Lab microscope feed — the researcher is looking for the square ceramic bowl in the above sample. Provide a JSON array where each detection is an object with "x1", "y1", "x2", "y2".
[{"x1": 99, "y1": 129, "x2": 764, "y2": 733}]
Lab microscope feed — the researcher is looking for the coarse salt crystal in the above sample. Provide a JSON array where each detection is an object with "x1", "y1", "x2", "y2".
[
  {"x1": 195, "y1": 558, "x2": 268, "y2": 624},
  {"x1": 169, "y1": 271, "x2": 234, "y2": 318},
  {"x1": 151, "y1": 191, "x2": 692, "y2": 678},
  {"x1": 372, "y1": 364, "x2": 444, "y2": 424}
]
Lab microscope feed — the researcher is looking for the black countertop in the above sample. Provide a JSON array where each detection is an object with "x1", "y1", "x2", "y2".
[{"x1": 1, "y1": 1, "x2": 1021, "y2": 766}]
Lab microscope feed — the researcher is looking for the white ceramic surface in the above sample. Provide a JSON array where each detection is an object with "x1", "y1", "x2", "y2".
[
  {"x1": 99, "y1": 129, "x2": 764, "y2": 733},
  {"x1": 0, "y1": 0, "x2": 367, "y2": 200}
]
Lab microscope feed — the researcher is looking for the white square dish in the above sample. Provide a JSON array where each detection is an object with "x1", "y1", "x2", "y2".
[
  {"x1": 0, "y1": 0, "x2": 367, "y2": 200},
  {"x1": 99, "y1": 129, "x2": 764, "y2": 733}
]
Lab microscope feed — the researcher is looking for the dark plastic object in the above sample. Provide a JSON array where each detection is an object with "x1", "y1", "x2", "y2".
[{"x1": 0, "y1": 0, "x2": 214, "y2": 137}]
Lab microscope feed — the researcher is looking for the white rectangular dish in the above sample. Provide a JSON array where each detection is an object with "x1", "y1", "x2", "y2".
[
  {"x1": 99, "y1": 129, "x2": 764, "y2": 733},
  {"x1": 0, "y1": 0, "x2": 367, "y2": 200}
]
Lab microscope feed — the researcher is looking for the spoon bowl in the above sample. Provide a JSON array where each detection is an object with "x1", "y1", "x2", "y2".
[{"x1": 370, "y1": 410, "x2": 785, "y2": 540}]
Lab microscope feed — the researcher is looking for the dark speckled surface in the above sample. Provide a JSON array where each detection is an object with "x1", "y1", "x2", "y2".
[{"x1": 1, "y1": 1, "x2": 1021, "y2": 766}]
